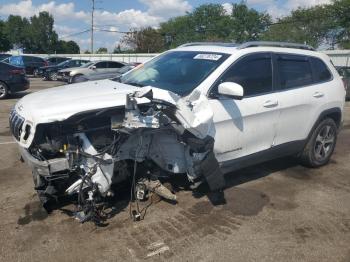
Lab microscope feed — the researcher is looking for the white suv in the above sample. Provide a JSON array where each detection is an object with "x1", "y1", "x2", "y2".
[{"x1": 10, "y1": 41, "x2": 346, "y2": 218}]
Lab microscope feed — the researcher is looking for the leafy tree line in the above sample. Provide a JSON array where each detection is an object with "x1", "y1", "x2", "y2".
[
  {"x1": 0, "y1": 11, "x2": 80, "y2": 53},
  {"x1": 122, "y1": 0, "x2": 350, "y2": 52}
]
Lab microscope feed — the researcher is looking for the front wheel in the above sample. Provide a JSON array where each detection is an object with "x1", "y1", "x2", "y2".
[
  {"x1": 0, "y1": 82, "x2": 9, "y2": 99},
  {"x1": 71, "y1": 74, "x2": 88, "y2": 83},
  {"x1": 300, "y1": 118, "x2": 338, "y2": 167},
  {"x1": 49, "y1": 71, "x2": 58, "y2": 81}
]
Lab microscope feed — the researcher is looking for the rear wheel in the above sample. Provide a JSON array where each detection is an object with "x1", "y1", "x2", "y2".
[
  {"x1": 0, "y1": 82, "x2": 9, "y2": 99},
  {"x1": 301, "y1": 118, "x2": 338, "y2": 167}
]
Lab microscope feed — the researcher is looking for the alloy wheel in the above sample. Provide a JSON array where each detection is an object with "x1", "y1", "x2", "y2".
[
  {"x1": 0, "y1": 83, "x2": 7, "y2": 98},
  {"x1": 314, "y1": 125, "x2": 335, "y2": 161},
  {"x1": 50, "y1": 72, "x2": 58, "y2": 81}
]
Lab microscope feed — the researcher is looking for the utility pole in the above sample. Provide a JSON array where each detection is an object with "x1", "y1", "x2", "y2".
[{"x1": 91, "y1": 0, "x2": 95, "y2": 54}]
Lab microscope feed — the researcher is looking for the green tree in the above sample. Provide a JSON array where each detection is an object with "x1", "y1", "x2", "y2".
[
  {"x1": 113, "y1": 44, "x2": 122, "y2": 53},
  {"x1": 230, "y1": 3, "x2": 271, "y2": 43},
  {"x1": 25, "y1": 11, "x2": 58, "y2": 53},
  {"x1": 262, "y1": 4, "x2": 335, "y2": 48},
  {"x1": 160, "y1": 4, "x2": 231, "y2": 48},
  {"x1": 96, "y1": 47, "x2": 108, "y2": 53},
  {"x1": 55, "y1": 40, "x2": 80, "y2": 54},
  {"x1": 3, "y1": 15, "x2": 30, "y2": 50},
  {"x1": 0, "y1": 20, "x2": 11, "y2": 52},
  {"x1": 332, "y1": 0, "x2": 350, "y2": 48},
  {"x1": 122, "y1": 27, "x2": 165, "y2": 53}
]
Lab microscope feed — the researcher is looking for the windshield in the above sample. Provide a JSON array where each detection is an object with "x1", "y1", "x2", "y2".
[
  {"x1": 119, "y1": 51, "x2": 229, "y2": 96},
  {"x1": 57, "y1": 60, "x2": 70, "y2": 67},
  {"x1": 81, "y1": 62, "x2": 94, "y2": 68}
]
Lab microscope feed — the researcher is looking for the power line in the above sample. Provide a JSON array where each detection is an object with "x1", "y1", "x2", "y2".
[
  {"x1": 95, "y1": 28, "x2": 133, "y2": 34},
  {"x1": 59, "y1": 29, "x2": 91, "y2": 39}
]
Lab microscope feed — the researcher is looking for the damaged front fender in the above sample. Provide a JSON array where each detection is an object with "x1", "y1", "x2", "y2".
[{"x1": 17, "y1": 86, "x2": 224, "y2": 223}]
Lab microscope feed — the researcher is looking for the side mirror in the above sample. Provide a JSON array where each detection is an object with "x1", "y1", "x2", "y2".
[
  {"x1": 218, "y1": 82, "x2": 244, "y2": 100},
  {"x1": 90, "y1": 65, "x2": 96, "y2": 70}
]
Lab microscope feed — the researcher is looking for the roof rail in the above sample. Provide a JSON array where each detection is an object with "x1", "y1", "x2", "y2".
[
  {"x1": 238, "y1": 41, "x2": 315, "y2": 51},
  {"x1": 179, "y1": 42, "x2": 238, "y2": 48}
]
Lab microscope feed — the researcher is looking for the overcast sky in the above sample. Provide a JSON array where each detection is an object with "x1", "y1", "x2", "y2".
[{"x1": 0, "y1": 0, "x2": 331, "y2": 52}]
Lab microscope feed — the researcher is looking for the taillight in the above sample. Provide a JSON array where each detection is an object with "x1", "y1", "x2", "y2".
[{"x1": 10, "y1": 69, "x2": 25, "y2": 75}]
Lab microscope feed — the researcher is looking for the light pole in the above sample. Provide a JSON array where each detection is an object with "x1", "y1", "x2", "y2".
[{"x1": 91, "y1": 0, "x2": 95, "y2": 54}]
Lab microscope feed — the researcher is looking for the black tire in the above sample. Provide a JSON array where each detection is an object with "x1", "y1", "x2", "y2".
[
  {"x1": 300, "y1": 118, "x2": 338, "y2": 168},
  {"x1": 0, "y1": 81, "x2": 9, "y2": 99},
  {"x1": 71, "y1": 74, "x2": 87, "y2": 83}
]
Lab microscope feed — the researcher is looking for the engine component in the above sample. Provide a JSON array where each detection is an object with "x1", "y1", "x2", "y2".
[
  {"x1": 19, "y1": 87, "x2": 225, "y2": 224},
  {"x1": 143, "y1": 179, "x2": 177, "y2": 201}
]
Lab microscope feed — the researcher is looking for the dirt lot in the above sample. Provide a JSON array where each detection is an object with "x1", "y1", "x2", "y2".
[{"x1": 0, "y1": 78, "x2": 349, "y2": 262}]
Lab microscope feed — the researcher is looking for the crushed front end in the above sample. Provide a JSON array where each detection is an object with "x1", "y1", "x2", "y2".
[{"x1": 10, "y1": 88, "x2": 225, "y2": 224}]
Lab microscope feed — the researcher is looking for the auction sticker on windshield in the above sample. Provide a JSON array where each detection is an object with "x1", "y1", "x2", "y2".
[{"x1": 194, "y1": 54, "x2": 222, "y2": 61}]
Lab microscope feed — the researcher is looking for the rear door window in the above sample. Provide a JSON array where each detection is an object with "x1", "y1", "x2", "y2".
[
  {"x1": 108, "y1": 62, "x2": 124, "y2": 68},
  {"x1": 276, "y1": 54, "x2": 313, "y2": 89}
]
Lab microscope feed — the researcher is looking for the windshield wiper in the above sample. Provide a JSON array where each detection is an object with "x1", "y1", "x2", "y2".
[{"x1": 124, "y1": 82, "x2": 145, "y2": 87}]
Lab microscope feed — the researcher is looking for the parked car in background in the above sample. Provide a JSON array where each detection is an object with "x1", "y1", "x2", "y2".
[
  {"x1": 41, "y1": 59, "x2": 90, "y2": 81},
  {"x1": 0, "y1": 54, "x2": 11, "y2": 61},
  {"x1": 34, "y1": 56, "x2": 70, "y2": 77},
  {"x1": 336, "y1": 66, "x2": 350, "y2": 100},
  {"x1": 6, "y1": 55, "x2": 47, "y2": 75},
  {"x1": 46, "y1": 56, "x2": 70, "y2": 65},
  {"x1": 0, "y1": 61, "x2": 29, "y2": 99},
  {"x1": 59, "y1": 60, "x2": 127, "y2": 83}
]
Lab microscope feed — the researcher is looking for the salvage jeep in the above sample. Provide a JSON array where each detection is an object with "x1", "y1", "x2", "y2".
[{"x1": 10, "y1": 42, "x2": 346, "y2": 223}]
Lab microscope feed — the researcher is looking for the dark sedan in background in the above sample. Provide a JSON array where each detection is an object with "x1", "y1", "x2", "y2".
[
  {"x1": 34, "y1": 56, "x2": 70, "y2": 77},
  {"x1": 0, "y1": 53, "x2": 12, "y2": 61},
  {"x1": 336, "y1": 66, "x2": 350, "y2": 100},
  {"x1": 4, "y1": 55, "x2": 47, "y2": 75},
  {"x1": 41, "y1": 59, "x2": 90, "y2": 80},
  {"x1": 0, "y1": 61, "x2": 29, "y2": 99}
]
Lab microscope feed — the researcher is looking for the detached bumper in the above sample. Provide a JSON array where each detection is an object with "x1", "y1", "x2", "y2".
[{"x1": 19, "y1": 147, "x2": 69, "y2": 176}]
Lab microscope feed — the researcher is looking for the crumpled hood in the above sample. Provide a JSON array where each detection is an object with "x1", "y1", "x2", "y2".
[{"x1": 15, "y1": 79, "x2": 179, "y2": 126}]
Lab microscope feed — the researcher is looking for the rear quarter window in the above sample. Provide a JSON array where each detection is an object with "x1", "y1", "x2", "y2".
[{"x1": 310, "y1": 57, "x2": 332, "y2": 83}]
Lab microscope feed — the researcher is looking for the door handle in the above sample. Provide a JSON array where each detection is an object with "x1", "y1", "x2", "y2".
[
  {"x1": 263, "y1": 100, "x2": 278, "y2": 108},
  {"x1": 313, "y1": 92, "x2": 324, "y2": 98}
]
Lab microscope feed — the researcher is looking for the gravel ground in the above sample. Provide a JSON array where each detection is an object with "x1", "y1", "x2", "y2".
[{"x1": 0, "y1": 78, "x2": 349, "y2": 262}]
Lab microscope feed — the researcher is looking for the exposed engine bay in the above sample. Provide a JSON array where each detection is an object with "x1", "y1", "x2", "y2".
[{"x1": 15, "y1": 88, "x2": 225, "y2": 224}]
